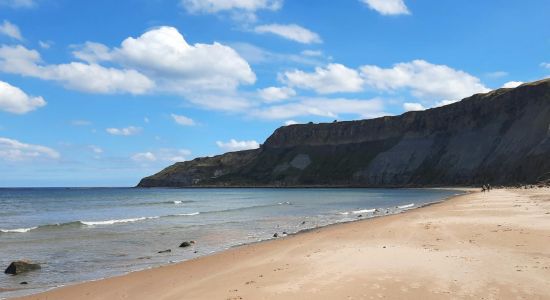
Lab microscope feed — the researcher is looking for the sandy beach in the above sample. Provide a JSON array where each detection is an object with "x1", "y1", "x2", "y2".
[{"x1": 17, "y1": 188, "x2": 550, "y2": 300}]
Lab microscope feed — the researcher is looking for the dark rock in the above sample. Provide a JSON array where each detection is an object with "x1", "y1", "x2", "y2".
[
  {"x1": 4, "y1": 261, "x2": 41, "y2": 275},
  {"x1": 137, "y1": 79, "x2": 550, "y2": 188},
  {"x1": 179, "y1": 241, "x2": 194, "y2": 248},
  {"x1": 20, "y1": 282, "x2": 28, "y2": 285},
  {"x1": 301, "y1": 221, "x2": 306, "y2": 225},
  {"x1": 157, "y1": 249, "x2": 171, "y2": 254},
  {"x1": 357, "y1": 215, "x2": 363, "y2": 218},
  {"x1": 193, "y1": 250, "x2": 198, "y2": 254},
  {"x1": 273, "y1": 233, "x2": 279, "y2": 238},
  {"x1": 282, "y1": 231, "x2": 288, "y2": 235}
]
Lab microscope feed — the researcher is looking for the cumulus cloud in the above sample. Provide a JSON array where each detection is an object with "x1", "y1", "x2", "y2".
[
  {"x1": 0, "y1": 80, "x2": 46, "y2": 114},
  {"x1": 181, "y1": 0, "x2": 282, "y2": 22},
  {"x1": 0, "y1": 137, "x2": 59, "y2": 162},
  {"x1": 282, "y1": 64, "x2": 364, "y2": 94},
  {"x1": 216, "y1": 139, "x2": 260, "y2": 152},
  {"x1": 0, "y1": 0, "x2": 35, "y2": 9},
  {"x1": 171, "y1": 113, "x2": 196, "y2": 126},
  {"x1": 501, "y1": 81, "x2": 523, "y2": 88},
  {"x1": 132, "y1": 148, "x2": 191, "y2": 163},
  {"x1": 0, "y1": 27, "x2": 255, "y2": 111},
  {"x1": 258, "y1": 86, "x2": 296, "y2": 102},
  {"x1": 0, "y1": 20, "x2": 23, "y2": 40},
  {"x1": 71, "y1": 27, "x2": 255, "y2": 109},
  {"x1": 360, "y1": 60, "x2": 490, "y2": 102},
  {"x1": 0, "y1": 45, "x2": 154, "y2": 94},
  {"x1": 254, "y1": 24, "x2": 322, "y2": 44},
  {"x1": 253, "y1": 97, "x2": 384, "y2": 120},
  {"x1": 403, "y1": 102, "x2": 425, "y2": 111},
  {"x1": 361, "y1": 0, "x2": 410, "y2": 15},
  {"x1": 106, "y1": 126, "x2": 141, "y2": 136}
]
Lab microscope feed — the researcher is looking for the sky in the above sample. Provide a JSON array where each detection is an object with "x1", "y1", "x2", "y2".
[{"x1": 0, "y1": 0, "x2": 549, "y2": 187}]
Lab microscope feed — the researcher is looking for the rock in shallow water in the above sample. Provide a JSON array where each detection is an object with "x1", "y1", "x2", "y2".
[
  {"x1": 179, "y1": 241, "x2": 195, "y2": 248},
  {"x1": 4, "y1": 261, "x2": 41, "y2": 275}
]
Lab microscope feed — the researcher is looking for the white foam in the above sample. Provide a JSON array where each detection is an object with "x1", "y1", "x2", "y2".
[
  {"x1": 173, "y1": 200, "x2": 183, "y2": 204},
  {"x1": 176, "y1": 212, "x2": 200, "y2": 216},
  {"x1": 339, "y1": 208, "x2": 376, "y2": 215},
  {"x1": 81, "y1": 216, "x2": 159, "y2": 226},
  {"x1": 398, "y1": 203, "x2": 415, "y2": 209},
  {"x1": 0, "y1": 226, "x2": 38, "y2": 233}
]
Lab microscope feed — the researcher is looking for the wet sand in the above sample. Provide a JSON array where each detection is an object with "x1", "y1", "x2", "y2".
[{"x1": 17, "y1": 188, "x2": 550, "y2": 299}]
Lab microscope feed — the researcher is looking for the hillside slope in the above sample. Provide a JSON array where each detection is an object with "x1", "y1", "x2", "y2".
[{"x1": 138, "y1": 79, "x2": 550, "y2": 187}]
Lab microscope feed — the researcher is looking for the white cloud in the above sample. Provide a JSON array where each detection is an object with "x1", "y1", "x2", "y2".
[
  {"x1": 284, "y1": 120, "x2": 298, "y2": 126},
  {"x1": 0, "y1": 0, "x2": 35, "y2": 9},
  {"x1": 253, "y1": 97, "x2": 385, "y2": 120},
  {"x1": 106, "y1": 126, "x2": 141, "y2": 136},
  {"x1": 38, "y1": 40, "x2": 52, "y2": 49},
  {"x1": 403, "y1": 102, "x2": 425, "y2": 111},
  {"x1": 501, "y1": 81, "x2": 523, "y2": 88},
  {"x1": 0, "y1": 137, "x2": 59, "y2": 162},
  {"x1": 0, "y1": 45, "x2": 154, "y2": 94},
  {"x1": 282, "y1": 64, "x2": 364, "y2": 94},
  {"x1": 131, "y1": 152, "x2": 156, "y2": 162},
  {"x1": 360, "y1": 60, "x2": 490, "y2": 102},
  {"x1": 216, "y1": 139, "x2": 260, "y2": 152},
  {"x1": 301, "y1": 50, "x2": 323, "y2": 57},
  {"x1": 0, "y1": 80, "x2": 46, "y2": 114},
  {"x1": 181, "y1": 0, "x2": 282, "y2": 13},
  {"x1": 171, "y1": 113, "x2": 196, "y2": 126},
  {"x1": 0, "y1": 20, "x2": 23, "y2": 40},
  {"x1": 540, "y1": 62, "x2": 550, "y2": 70},
  {"x1": 254, "y1": 24, "x2": 322, "y2": 44},
  {"x1": 89, "y1": 145, "x2": 103, "y2": 154},
  {"x1": 72, "y1": 42, "x2": 112, "y2": 63},
  {"x1": 361, "y1": 0, "x2": 410, "y2": 15},
  {"x1": 181, "y1": 0, "x2": 282, "y2": 22},
  {"x1": 132, "y1": 148, "x2": 191, "y2": 163},
  {"x1": 485, "y1": 71, "x2": 508, "y2": 78},
  {"x1": 230, "y1": 42, "x2": 324, "y2": 66},
  {"x1": 71, "y1": 120, "x2": 92, "y2": 126},
  {"x1": 258, "y1": 86, "x2": 296, "y2": 102},
  {"x1": 144, "y1": 117, "x2": 150, "y2": 123},
  {"x1": 71, "y1": 27, "x2": 255, "y2": 109}
]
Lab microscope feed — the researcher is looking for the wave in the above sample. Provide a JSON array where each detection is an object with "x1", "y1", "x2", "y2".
[
  {"x1": 81, "y1": 217, "x2": 160, "y2": 226},
  {"x1": 0, "y1": 201, "x2": 291, "y2": 234},
  {"x1": 0, "y1": 213, "x2": 200, "y2": 234},
  {"x1": 398, "y1": 203, "x2": 415, "y2": 209},
  {"x1": 339, "y1": 208, "x2": 376, "y2": 215},
  {"x1": 0, "y1": 226, "x2": 38, "y2": 233}
]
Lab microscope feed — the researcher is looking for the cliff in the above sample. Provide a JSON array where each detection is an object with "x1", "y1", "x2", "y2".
[{"x1": 138, "y1": 79, "x2": 550, "y2": 187}]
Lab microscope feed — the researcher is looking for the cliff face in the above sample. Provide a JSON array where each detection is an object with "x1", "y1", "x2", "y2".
[{"x1": 138, "y1": 79, "x2": 550, "y2": 187}]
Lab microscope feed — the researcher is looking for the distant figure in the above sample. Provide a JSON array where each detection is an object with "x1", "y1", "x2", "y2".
[
  {"x1": 481, "y1": 185, "x2": 487, "y2": 192},
  {"x1": 487, "y1": 184, "x2": 492, "y2": 191}
]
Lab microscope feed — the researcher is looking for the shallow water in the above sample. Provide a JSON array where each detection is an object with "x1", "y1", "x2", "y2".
[{"x1": 0, "y1": 188, "x2": 461, "y2": 298}]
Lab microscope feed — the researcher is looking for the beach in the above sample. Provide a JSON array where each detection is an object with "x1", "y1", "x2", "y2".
[{"x1": 17, "y1": 188, "x2": 550, "y2": 299}]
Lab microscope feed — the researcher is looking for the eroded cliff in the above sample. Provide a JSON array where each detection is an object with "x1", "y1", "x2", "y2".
[{"x1": 138, "y1": 79, "x2": 550, "y2": 187}]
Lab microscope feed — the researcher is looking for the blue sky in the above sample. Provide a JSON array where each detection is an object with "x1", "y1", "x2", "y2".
[{"x1": 0, "y1": 0, "x2": 549, "y2": 187}]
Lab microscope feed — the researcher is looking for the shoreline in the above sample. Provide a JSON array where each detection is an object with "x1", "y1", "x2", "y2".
[
  {"x1": 15, "y1": 187, "x2": 550, "y2": 299},
  {"x1": 4, "y1": 188, "x2": 468, "y2": 298}
]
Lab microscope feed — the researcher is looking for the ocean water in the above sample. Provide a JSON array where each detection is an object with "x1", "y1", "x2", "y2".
[{"x1": 0, "y1": 188, "x2": 462, "y2": 298}]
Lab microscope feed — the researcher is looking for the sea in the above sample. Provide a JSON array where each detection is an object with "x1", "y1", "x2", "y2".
[{"x1": 0, "y1": 188, "x2": 462, "y2": 298}]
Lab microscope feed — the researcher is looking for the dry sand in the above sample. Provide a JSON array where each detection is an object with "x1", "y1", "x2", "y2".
[{"x1": 17, "y1": 188, "x2": 550, "y2": 300}]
